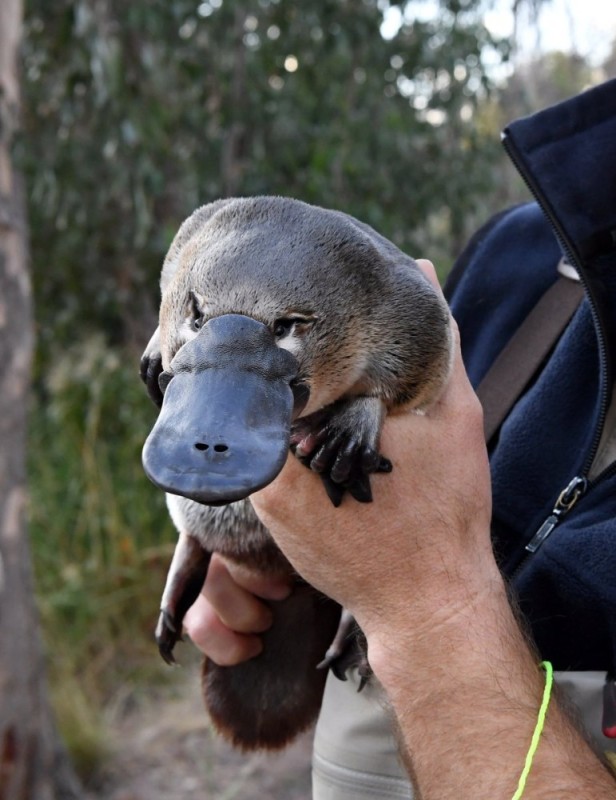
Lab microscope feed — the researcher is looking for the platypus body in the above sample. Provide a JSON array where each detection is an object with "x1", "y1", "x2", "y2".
[{"x1": 140, "y1": 196, "x2": 453, "y2": 751}]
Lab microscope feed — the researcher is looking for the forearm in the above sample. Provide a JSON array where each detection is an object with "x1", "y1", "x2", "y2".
[{"x1": 362, "y1": 552, "x2": 616, "y2": 800}]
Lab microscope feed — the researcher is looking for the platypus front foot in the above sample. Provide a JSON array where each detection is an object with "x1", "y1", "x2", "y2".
[
  {"x1": 139, "y1": 328, "x2": 164, "y2": 408},
  {"x1": 291, "y1": 396, "x2": 390, "y2": 506}
]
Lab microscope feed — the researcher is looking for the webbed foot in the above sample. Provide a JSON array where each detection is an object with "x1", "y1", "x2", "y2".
[
  {"x1": 139, "y1": 327, "x2": 164, "y2": 408},
  {"x1": 318, "y1": 609, "x2": 372, "y2": 688},
  {"x1": 291, "y1": 397, "x2": 390, "y2": 506}
]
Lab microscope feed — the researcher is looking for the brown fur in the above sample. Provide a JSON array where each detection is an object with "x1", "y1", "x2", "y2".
[{"x1": 144, "y1": 196, "x2": 453, "y2": 750}]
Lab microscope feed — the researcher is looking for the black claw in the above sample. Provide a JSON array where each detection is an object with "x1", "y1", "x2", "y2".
[
  {"x1": 347, "y1": 473, "x2": 373, "y2": 504},
  {"x1": 357, "y1": 658, "x2": 373, "y2": 692},
  {"x1": 320, "y1": 474, "x2": 345, "y2": 507},
  {"x1": 376, "y1": 456, "x2": 393, "y2": 473},
  {"x1": 316, "y1": 647, "x2": 352, "y2": 681},
  {"x1": 331, "y1": 661, "x2": 351, "y2": 681},
  {"x1": 155, "y1": 609, "x2": 181, "y2": 666},
  {"x1": 320, "y1": 637, "x2": 370, "y2": 683},
  {"x1": 330, "y1": 441, "x2": 358, "y2": 484},
  {"x1": 140, "y1": 354, "x2": 164, "y2": 408},
  {"x1": 139, "y1": 359, "x2": 147, "y2": 384},
  {"x1": 310, "y1": 434, "x2": 343, "y2": 474},
  {"x1": 296, "y1": 453, "x2": 313, "y2": 469},
  {"x1": 292, "y1": 401, "x2": 394, "y2": 506},
  {"x1": 317, "y1": 653, "x2": 349, "y2": 680},
  {"x1": 360, "y1": 446, "x2": 381, "y2": 474},
  {"x1": 158, "y1": 643, "x2": 177, "y2": 666}
]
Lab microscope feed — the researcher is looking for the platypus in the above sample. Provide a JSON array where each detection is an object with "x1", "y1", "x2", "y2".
[{"x1": 140, "y1": 196, "x2": 453, "y2": 751}]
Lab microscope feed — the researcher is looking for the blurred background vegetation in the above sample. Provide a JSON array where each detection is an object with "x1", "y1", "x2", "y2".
[{"x1": 18, "y1": 0, "x2": 615, "y2": 781}]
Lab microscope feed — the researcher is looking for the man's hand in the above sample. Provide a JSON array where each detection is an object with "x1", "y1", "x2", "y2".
[
  {"x1": 250, "y1": 260, "x2": 493, "y2": 640},
  {"x1": 183, "y1": 554, "x2": 291, "y2": 665},
  {"x1": 184, "y1": 259, "x2": 490, "y2": 669}
]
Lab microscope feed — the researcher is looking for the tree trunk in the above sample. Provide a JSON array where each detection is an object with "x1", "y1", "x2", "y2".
[
  {"x1": 0, "y1": 1, "x2": 83, "y2": 797},
  {"x1": 221, "y1": 6, "x2": 248, "y2": 196}
]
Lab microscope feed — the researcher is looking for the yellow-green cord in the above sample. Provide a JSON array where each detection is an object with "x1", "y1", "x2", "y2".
[{"x1": 511, "y1": 661, "x2": 554, "y2": 800}]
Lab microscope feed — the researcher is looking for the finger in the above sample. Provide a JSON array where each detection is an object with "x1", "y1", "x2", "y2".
[
  {"x1": 415, "y1": 258, "x2": 442, "y2": 293},
  {"x1": 200, "y1": 556, "x2": 278, "y2": 633},
  {"x1": 183, "y1": 594, "x2": 263, "y2": 666},
  {"x1": 219, "y1": 556, "x2": 292, "y2": 601},
  {"x1": 414, "y1": 258, "x2": 468, "y2": 398},
  {"x1": 434, "y1": 318, "x2": 477, "y2": 402}
]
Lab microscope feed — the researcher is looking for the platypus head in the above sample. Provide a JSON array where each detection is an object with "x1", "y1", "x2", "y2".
[
  {"x1": 156, "y1": 198, "x2": 385, "y2": 415},
  {"x1": 143, "y1": 195, "x2": 450, "y2": 506},
  {"x1": 142, "y1": 313, "x2": 309, "y2": 505}
]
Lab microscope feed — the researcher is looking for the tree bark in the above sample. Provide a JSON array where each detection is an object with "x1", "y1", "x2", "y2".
[{"x1": 0, "y1": 1, "x2": 83, "y2": 797}]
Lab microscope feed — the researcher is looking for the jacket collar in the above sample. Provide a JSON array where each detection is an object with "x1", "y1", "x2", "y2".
[{"x1": 502, "y1": 77, "x2": 616, "y2": 277}]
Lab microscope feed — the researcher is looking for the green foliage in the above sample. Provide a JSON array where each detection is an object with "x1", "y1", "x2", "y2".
[
  {"x1": 20, "y1": 0, "x2": 510, "y2": 362},
  {"x1": 473, "y1": 49, "x2": 603, "y2": 213},
  {"x1": 30, "y1": 336, "x2": 167, "y2": 563},
  {"x1": 28, "y1": 336, "x2": 175, "y2": 774},
  {"x1": 20, "y1": 0, "x2": 514, "y2": 776}
]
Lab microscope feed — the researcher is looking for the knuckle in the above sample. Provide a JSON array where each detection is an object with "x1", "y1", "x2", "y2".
[
  {"x1": 184, "y1": 604, "x2": 261, "y2": 665},
  {"x1": 467, "y1": 390, "x2": 484, "y2": 423},
  {"x1": 203, "y1": 576, "x2": 228, "y2": 611},
  {"x1": 184, "y1": 603, "x2": 219, "y2": 649},
  {"x1": 211, "y1": 635, "x2": 262, "y2": 667},
  {"x1": 223, "y1": 600, "x2": 272, "y2": 635}
]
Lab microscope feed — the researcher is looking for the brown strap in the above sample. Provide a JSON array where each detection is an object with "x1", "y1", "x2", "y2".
[{"x1": 476, "y1": 276, "x2": 585, "y2": 443}]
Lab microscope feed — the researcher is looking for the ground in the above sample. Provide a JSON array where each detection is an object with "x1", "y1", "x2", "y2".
[{"x1": 87, "y1": 661, "x2": 313, "y2": 800}]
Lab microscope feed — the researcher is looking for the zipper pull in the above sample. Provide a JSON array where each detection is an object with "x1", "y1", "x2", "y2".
[{"x1": 525, "y1": 476, "x2": 587, "y2": 554}]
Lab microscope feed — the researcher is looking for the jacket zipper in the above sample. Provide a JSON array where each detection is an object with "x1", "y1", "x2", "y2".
[
  {"x1": 524, "y1": 476, "x2": 587, "y2": 554},
  {"x1": 501, "y1": 131, "x2": 613, "y2": 571}
]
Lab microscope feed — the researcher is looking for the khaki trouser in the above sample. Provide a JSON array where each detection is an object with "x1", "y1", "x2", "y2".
[{"x1": 312, "y1": 669, "x2": 616, "y2": 799}]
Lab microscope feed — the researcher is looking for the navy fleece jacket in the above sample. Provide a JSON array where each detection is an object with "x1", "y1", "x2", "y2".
[{"x1": 445, "y1": 78, "x2": 616, "y2": 672}]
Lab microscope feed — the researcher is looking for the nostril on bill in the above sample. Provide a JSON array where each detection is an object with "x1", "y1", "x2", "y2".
[{"x1": 194, "y1": 442, "x2": 229, "y2": 453}]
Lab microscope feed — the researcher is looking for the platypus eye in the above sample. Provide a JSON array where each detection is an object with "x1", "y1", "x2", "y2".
[
  {"x1": 273, "y1": 319, "x2": 295, "y2": 339},
  {"x1": 188, "y1": 291, "x2": 205, "y2": 332},
  {"x1": 273, "y1": 314, "x2": 317, "y2": 339}
]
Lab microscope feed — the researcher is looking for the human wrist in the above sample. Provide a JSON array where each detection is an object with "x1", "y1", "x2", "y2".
[
  {"x1": 362, "y1": 555, "x2": 510, "y2": 693},
  {"x1": 361, "y1": 578, "x2": 615, "y2": 799},
  {"x1": 360, "y1": 567, "x2": 558, "y2": 799},
  {"x1": 350, "y1": 515, "x2": 500, "y2": 663},
  {"x1": 356, "y1": 536, "x2": 546, "y2": 750}
]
